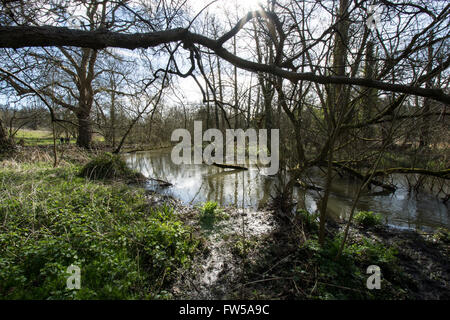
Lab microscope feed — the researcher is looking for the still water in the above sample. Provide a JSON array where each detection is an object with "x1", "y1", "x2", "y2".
[{"x1": 125, "y1": 148, "x2": 449, "y2": 232}]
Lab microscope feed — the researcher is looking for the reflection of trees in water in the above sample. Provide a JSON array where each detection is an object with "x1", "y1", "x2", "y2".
[
  {"x1": 189, "y1": 179, "x2": 206, "y2": 205},
  {"x1": 246, "y1": 170, "x2": 255, "y2": 207},
  {"x1": 234, "y1": 171, "x2": 238, "y2": 206},
  {"x1": 125, "y1": 152, "x2": 449, "y2": 230},
  {"x1": 206, "y1": 169, "x2": 215, "y2": 202}
]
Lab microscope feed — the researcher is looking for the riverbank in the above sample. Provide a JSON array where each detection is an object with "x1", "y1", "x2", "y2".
[{"x1": 1, "y1": 147, "x2": 448, "y2": 299}]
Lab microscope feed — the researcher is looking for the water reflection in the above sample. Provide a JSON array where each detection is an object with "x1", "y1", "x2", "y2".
[{"x1": 125, "y1": 149, "x2": 449, "y2": 232}]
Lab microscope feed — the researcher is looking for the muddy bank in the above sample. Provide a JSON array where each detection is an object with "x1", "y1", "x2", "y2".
[
  {"x1": 145, "y1": 190, "x2": 276, "y2": 299},
  {"x1": 234, "y1": 211, "x2": 450, "y2": 300},
  {"x1": 145, "y1": 191, "x2": 449, "y2": 300}
]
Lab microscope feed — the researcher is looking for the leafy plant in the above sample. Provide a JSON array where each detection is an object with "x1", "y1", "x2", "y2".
[
  {"x1": 201, "y1": 201, "x2": 218, "y2": 217},
  {"x1": 297, "y1": 209, "x2": 319, "y2": 232},
  {"x1": 433, "y1": 228, "x2": 450, "y2": 244},
  {"x1": 197, "y1": 201, "x2": 229, "y2": 230},
  {"x1": 354, "y1": 211, "x2": 382, "y2": 228}
]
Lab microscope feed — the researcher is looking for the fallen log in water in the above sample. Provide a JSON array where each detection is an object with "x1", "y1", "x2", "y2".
[
  {"x1": 148, "y1": 177, "x2": 173, "y2": 187},
  {"x1": 208, "y1": 169, "x2": 245, "y2": 178},
  {"x1": 211, "y1": 162, "x2": 248, "y2": 170}
]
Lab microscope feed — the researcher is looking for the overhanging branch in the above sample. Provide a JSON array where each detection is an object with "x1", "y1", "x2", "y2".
[{"x1": 0, "y1": 25, "x2": 449, "y2": 104}]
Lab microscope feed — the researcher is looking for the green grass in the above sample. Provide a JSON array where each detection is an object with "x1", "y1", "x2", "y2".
[
  {"x1": 0, "y1": 160, "x2": 198, "y2": 299},
  {"x1": 14, "y1": 129, "x2": 56, "y2": 146},
  {"x1": 14, "y1": 129, "x2": 104, "y2": 146}
]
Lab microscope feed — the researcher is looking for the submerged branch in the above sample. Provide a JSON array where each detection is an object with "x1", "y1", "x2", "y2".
[{"x1": 211, "y1": 162, "x2": 248, "y2": 170}]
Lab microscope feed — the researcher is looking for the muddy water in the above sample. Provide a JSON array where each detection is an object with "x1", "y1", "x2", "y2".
[{"x1": 125, "y1": 148, "x2": 449, "y2": 232}]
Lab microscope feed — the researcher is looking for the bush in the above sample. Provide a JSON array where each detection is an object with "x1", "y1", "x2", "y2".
[
  {"x1": 354, "y1": 211, "x2": 382, "y2": 228},
  {"x1": 79, "y1": 152, "x2": 145, "y2": 182}
]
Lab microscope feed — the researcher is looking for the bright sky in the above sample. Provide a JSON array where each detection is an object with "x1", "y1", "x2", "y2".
[
  {"x1": 190, "y1": 0, "x2": 264, "y2": 14},
  {"x1": 176, "y1": 0, "x2": 264, "y2": 104}
]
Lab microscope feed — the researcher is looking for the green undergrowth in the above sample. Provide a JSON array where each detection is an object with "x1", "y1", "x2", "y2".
[
  {"x1": 0, "y1": 160, "x2": 198, "y2": 299},
  {"x1": 298, "y1": 234, "x2": 402, "y2": 299}
]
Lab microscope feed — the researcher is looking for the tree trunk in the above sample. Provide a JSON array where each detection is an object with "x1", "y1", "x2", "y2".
[
  {"x1": 0, "y1": 118, "x2": 7, "y2": 141},
  {"x1": 0, "y1": 118, "x2": 13, "y2": 152},
  {"x1": 110, "y1": 78, "x2": 116, "y2": 148},
  {"x1": 363, "y1": 39, "x2": 377, "y2": 138},
  {"x1": 76, "y1": 110, "x2": 92, "y2": 149},
  {"x1": 420, "y1": 34, "x2": 434, "y2": 149},
  {"x1": 206, "y1": 84, "x2": 210, "y2": 130},
  {"x1": 233, "y1": 35, "x2": 239, "y2": 129},
  {"x1": 318, "y1": 0, "x2": 349, "y2": 246}
]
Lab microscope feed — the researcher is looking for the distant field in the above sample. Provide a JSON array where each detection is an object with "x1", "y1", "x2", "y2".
[
  {"x1": 14, "y1": 129, "x2": 103, "y2": 146},
  {"x1": 14, "y1": 129, "x2": 58, "y2": 146}
]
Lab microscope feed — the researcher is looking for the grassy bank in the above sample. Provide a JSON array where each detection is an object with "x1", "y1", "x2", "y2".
[{"x1": 0, "y1": 149, "x2": 198, "y2": 299}]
